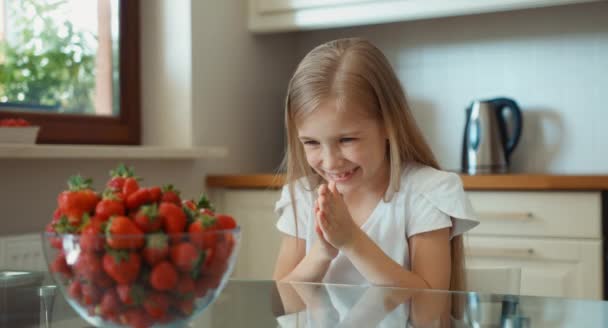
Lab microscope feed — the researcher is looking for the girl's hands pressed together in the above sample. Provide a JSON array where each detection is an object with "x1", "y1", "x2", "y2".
[
  {"x1": 313, "y1": 198, "x2": 338, "y2": 261},
  {"x1": 316, "y1": 181, "x2": 360, "y2": 249}
]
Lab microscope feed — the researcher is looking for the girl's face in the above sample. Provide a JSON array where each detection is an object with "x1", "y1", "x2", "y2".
[{"x1": 296, "y1": 101, "x2": 390, "y2": 196}]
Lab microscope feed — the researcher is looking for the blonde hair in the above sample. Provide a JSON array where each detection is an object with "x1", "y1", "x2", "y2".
[{"x1": 279, "y1": 38, "x2": 465, "y2": 292}]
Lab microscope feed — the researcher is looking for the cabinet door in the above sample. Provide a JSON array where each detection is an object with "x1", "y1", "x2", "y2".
[
  {"x1": 248, "y1": 0, "x2": 601, "y2": 32},
  {"x1": 465, "y1": 235, "x2": 603, "y2": 300},
  {"x1": 211, "y1": 189, "x2": 282, "y2": 280}
]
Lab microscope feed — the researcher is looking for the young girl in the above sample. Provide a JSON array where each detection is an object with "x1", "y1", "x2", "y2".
[{"x1": 273, "y1": 38, "x2": 478, "y2": 291}]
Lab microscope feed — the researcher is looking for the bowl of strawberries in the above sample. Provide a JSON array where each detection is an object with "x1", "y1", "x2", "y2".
[{"x1": 42, "y1": 165, "x2": 240, "y2": 328}]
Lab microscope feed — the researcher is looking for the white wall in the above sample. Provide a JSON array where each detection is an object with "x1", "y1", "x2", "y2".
[
  {"x1": 141, "y1": 0, "x2": 193, "y2": 147},
  {"x1": 295, "y1": 2, "x2": 608, "y2": 174},
  {"x1": 191, "y1": 2, "x2": 297, "y2": 174}
]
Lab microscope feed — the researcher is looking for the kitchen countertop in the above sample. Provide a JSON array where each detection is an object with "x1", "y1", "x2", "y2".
[{"x1": 206, "y1": 174, "x2": 608, "y2": 191}]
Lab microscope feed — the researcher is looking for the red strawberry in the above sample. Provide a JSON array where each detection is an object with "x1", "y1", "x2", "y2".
[
  {"x1": 159, "y1": 202, "x2": 187, "y2": 241},
  {"x1": 102, "y1": 250, "x2": 141, "y2": 284},
  {"x1": 188, "y1": 214, "x2": 217, "y2": 249},
  {"x1": 74, "y1": 252, "x2": 103, "y2": 282},
  {"x1": 148, "y1": 186, "x2": 162, "y2": 203},
  {"x1": 116, "y1": 284, "x2": 145, "y2": 306},
  {"x1": 79, "y1": 216, "x2": 106, "y2": 251},
  {"x1": 160, "y1": 185, "x2": 181, "y2": 206},
  {"x1": 216, "y1": 214, "x2": 237, "y2": 230},
  {"x1": 68, "y1": 280, "x2": 82, "y2": 299},
  {"x1": 176, "y1": 274, "x2": 195, "y2": 300},
  {"x1": 143, "y1": 292, "x2": 170, "y2": 319},
  {"x1": 170, "y1": 242, "x2": 203, "y2": 274},
  {"x1": 142, "y1": 233, "x2": 169, "y2": 266},
  {"x1": 126, "y1": 188, "x2": 152, "y2": 210},
  {"x1": 57, "y1": 175, "x2": 99, "y2": 225},
  {"x1": 96, "y1": 289, "x2": 121, "y2": 318},
  {"x1": 134, "y1": 204, "x2": 161, "y2": 233},
  {"x1": 81, "y1": 283, "x2": 102, "y2": 305},
  {"x1": 95, "y1": 190, "x2": 125, "y2": 221},
  {"x1": 149, "y1": 261, "x2": 178, "y2": 291},
  {"x1": 122, "y1": 177, "x2": 139, "y2": 199},
  {"x1": 106, "y1": 216, "x2": 144, "y2": 249},
  {"x1": 107, "y1": 164, "x2": 135, "y2": 191}
]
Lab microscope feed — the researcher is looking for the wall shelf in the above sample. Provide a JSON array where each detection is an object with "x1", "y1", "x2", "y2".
[{"x1": 0, "y1": 144, "x2": 228, "y2": 159}]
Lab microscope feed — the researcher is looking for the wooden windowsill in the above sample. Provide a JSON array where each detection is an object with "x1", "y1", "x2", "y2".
[{"x1": 0, "y1": 144, "x2": 228, "y2": 159}]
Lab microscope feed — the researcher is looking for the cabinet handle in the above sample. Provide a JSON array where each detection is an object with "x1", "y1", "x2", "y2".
[
  {"x1": 467, "y1": 247, "x2": 536, "y2": 258},
  {"x1": 477, "y1": 211, "x2": 534, "y2": 222}
]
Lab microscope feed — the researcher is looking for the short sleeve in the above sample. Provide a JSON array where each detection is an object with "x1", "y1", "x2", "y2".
[
  {"x1": 406, "y1": 172, "x2": 479, "y2": 239},
  {"x1": 275, "y1": 184, "x2": 311, "y2": 239}
]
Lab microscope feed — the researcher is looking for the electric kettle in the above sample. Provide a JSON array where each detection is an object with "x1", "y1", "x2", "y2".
[{"x1": 461, "y1": 97, "x2": 523, "y2": 174}]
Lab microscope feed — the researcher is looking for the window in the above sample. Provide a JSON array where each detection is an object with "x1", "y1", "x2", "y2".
[{"x1": 0, "y1": 0, "x2": 140, "y2": 145}]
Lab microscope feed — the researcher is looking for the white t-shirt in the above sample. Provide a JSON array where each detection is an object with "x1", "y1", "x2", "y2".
[{"x1": 275, "y1": 163, "x2": 479, "y2": 285}]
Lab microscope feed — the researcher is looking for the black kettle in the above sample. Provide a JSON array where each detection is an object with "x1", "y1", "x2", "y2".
[{"x1": 461, "y1": 97, "x2": 523, "y2": 174}]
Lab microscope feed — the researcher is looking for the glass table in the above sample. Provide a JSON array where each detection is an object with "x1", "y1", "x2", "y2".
[{"x1": 2, "y1": 272, "x2": 608, "y2": 327}]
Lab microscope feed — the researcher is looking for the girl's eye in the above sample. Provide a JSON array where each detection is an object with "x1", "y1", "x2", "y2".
[
  {"x1": 340, "y1": 138, "x2": 356, "y2": 143},
  {"x1": 303, "y1": 140, "x2": 319, "y2": 146}
]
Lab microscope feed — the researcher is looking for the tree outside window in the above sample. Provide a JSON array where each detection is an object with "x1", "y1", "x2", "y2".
[{"x1": 0, "y1": 0, "x2": 140, "y2": 145}]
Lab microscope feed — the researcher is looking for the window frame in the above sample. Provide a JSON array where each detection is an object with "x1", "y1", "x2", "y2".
[{"x1": 0, "y1": 0, "x2": 141, "y2": 145}]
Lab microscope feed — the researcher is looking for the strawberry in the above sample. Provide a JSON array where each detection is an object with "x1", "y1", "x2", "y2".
[
  {"x1": 68, "y1": 280, "x2": 82, "y2": 299},
  {"x1": 122, "y1": 177, "x2": 140, "y2": 199},
  {"x1": 175, "y1": 274, "x2": 195, "y2": 300},
  {"x1": 188, "y1": 214, "x2": 217, "y2": 249},
  {"x1": 96, "y1": 289, "x2": 121, "y2": 318},
  {"x1": 79, "y1": 216, "x2": 106, "y2": 251},
  {"x1": 126, "y1": 188, "x2": 153, "y2": 210},
  {"x1": 159, "y1": 202, "x2": 187, "y2": 241},
  {"x1": 57, "y1": 175, "x2": 99, "y2": 224},
  {"x1": 107, "y1": 164, "x2": 135, "y2": 192},
  {"x1": 143, "y1": 292, "x2": 170, "y2": 319},
  {"x1": 216, "y1": 214, "x2": 237, "y2": 230},
  {"x1": 160, "y1": 185, "x2": 181, "y2": 206},
  {"x1": 95, "y1": 190, "x2": 125, "y2": 221},
  {"x1": 170, "y1": 242, "x2": 203, "y2": 274},
  {"x1": 148, "y1": 186, "x2": 162, "y2": 203},
  {"x1": 142, "y1": 233, "x2": 169, "y2": 266},
  {"x1": 149, "y1": 261, "x2": 178, "y2": 291},
  {"x1": 134, "y1": 204, "x2": 161, "y2": 233},
  {"x1": 102, "y1": 250, "x2": 141, "y2": 284},
  {"x1": 116, "y1": 284, "x2": 145, "y2": 306},
  {"x1": 74, "y1": 251, "x2": 103, "y2": 282},
  {"x1": 81, "y1": 283, "x2": 102, "y2": 305},
  {"x1": 106, "y1": 216, "x2": 144, "y2": 249},
  {"x1": 50, "y1": 252, "x2": 72, "y2": 278}
]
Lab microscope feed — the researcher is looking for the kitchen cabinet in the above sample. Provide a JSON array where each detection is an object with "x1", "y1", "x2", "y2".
[
  {"x1": 248, "y1": 0, "x2": 602, "y2": 32},
  {"x1": 209, "y1": 189, "x2": 283, "y2": 280},
  {"x1": 209, "y1": 187, "x2": 605, "y2": 299},
  {"x1": 465, "y1": 191, "x2": 604, "y2": 300}
]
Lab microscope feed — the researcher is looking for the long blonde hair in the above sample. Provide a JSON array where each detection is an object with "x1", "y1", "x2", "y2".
[{"x1": 280, "y1": 38, "x2": 465, "y2": 292}]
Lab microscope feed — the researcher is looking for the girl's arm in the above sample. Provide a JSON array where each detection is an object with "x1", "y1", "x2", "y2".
[
  {"x1": 273, "y1": 234, "x2": 333, "y2": 282},
  {"x1": 341, "y1": 227, "x2": 452, "y2": 290}
]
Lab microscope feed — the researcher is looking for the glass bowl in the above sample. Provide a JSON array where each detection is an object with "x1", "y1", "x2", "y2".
[{"x1": 42, "y1": 229, "x2": 240, "y2": 328}]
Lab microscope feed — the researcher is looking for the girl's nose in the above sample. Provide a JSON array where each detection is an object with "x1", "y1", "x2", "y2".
[{"x1": 322, "y1": 146, "x2": 343, "y2": 170}]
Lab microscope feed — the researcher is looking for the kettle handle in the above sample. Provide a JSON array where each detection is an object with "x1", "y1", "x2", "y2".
[{"x1": 491, "y1": 98, "x2": 523, "y2": 157}]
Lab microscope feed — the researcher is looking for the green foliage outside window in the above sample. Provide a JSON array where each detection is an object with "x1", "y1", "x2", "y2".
[{"x1": 0, "y1": 0, "x2": 97, "y2": 114}]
